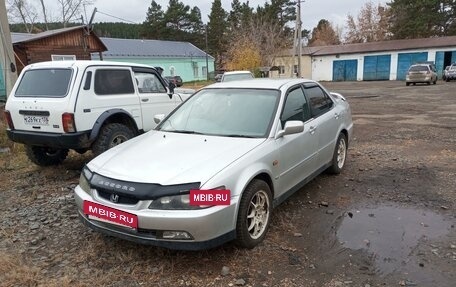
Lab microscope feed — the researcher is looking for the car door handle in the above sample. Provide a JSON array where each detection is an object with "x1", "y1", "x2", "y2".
[
  {"x1": 309, "y1": 126, "x2": 317, "y2": 134},
  {"x1": 334, "y1": 112, "x2": 340, "y2": 119},
  {"x1": 141, "y1": 98, "x2": 149, "y2": 102}
]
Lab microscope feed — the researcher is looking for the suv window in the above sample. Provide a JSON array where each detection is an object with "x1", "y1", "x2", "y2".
[
  {"x1": 281, "y1": 86, "x2": 311, "y2": 126},
  {"x1": 15, "y1": 68, "x2": 72, "y2": 97},
  {"x1": 94, "y1": 69, "x2": 134, "y2": 95},
  {"x1": 305, "y1": 85, "x2": 333, "y2": 117},
  {"x1": 134, "y1": 72, "x2": 166, "y2": 93}
]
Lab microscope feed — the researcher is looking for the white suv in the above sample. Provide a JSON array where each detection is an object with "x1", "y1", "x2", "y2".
[{"x1": 4, "y1": 60, "x2": 189, "y2": 166}]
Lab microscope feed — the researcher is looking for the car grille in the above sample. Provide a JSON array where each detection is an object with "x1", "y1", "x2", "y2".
[{"x1": 97, "y1": 189, "x2": 139, "y2": 205}]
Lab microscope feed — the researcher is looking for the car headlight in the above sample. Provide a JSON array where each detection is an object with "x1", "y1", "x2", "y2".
[
  {"x1": 149, "y1": 194, "x2": 208, "y2": 210},
  {"x1": 149, "y1": 186, "x2": 227, "y2": 210},
  {"x1": 78, "y1": 166, "x2": 93, "y2": 194}
]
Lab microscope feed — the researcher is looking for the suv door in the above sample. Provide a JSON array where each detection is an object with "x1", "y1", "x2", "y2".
[
  {"x1": 275, "y1": 85, "x2": 319, "y2": 197},
  {"x1": 303, "y1": 83, "x2": 339, "y2": 166},
  {"x1": 133, "y1": 68, "x2": 178, "y2": 131},
  {"x1": 75, "y1": 67, "x2": 141, "y2": 132},
  {"x1": 7, "y1": 67, "x2": 76, "y2": 133}
]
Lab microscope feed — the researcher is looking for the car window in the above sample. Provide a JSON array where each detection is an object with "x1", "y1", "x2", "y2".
[
  {"x1": 304, "y1": 85, "x2": 333, "y2": 117},
  {"x1": 134, "y1": 72, "x2": 166, "y2": 93},
  {"x1": 281, "y1": 86, "x2": 310, "y2": 127},
  {"x1": 409, "y1": 66, "x2": 429, "y2": 72},
  {"x1": 15, "y1": 68, "x2": 72, "y2": 98},
  {"x1": 158, "y1": 88, "x2": 280, "y2": 137},
  {"x1": 222, "y1": 73, "x2": 254, "y2": 82},
  {"x1": 94, "y1": 69, "x2": 135, "y2": 95}
]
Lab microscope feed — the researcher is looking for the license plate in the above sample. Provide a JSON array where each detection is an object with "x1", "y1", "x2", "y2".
[
  {"x1": 83, "y1": 201, "x2": 138, "y2": 229},
  {"x1": 24, "y1": 115, "x2": 49, "y2": 125}
]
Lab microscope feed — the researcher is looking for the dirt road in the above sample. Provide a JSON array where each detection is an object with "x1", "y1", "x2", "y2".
[{"x1": 0, "y1": 81, "x2": 455, "y2": 287}]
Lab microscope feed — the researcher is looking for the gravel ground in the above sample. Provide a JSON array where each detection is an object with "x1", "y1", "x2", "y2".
[{"x1": 0, "y1": 80, "x2": 455, "y2": 287}]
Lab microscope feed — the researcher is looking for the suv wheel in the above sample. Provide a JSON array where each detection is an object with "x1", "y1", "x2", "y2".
[
  {"x1": 92, "y1": 123, "x2": 135, "y2": 155},
  {"x1": 25, "y1": 145, "x2": 69, "y2": 166}
]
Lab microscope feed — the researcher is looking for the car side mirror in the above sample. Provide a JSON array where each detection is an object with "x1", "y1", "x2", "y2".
[
  {"x1": 154, "y1": 114, "x2": 165, "y2": 124},
  {"x1": 275, "y1": 121, "x2": 304, "y2": 139},
  {"x1": 167, "y1": 82, "x2": 176, "y2": 96}
]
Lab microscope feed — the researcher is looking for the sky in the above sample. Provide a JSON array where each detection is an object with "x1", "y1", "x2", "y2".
[{"x1": 87, "y1": 0, "x2": 388, "y2": 31}]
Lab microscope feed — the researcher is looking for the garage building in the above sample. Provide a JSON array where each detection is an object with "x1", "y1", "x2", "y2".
[{"x1": 274, "y1": 36, "x2": 456, "y2": 81}]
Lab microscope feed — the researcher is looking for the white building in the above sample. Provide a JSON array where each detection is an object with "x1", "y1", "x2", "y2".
[{"x1": 274, "y1": 36, "x2": 456, "y2": 81}]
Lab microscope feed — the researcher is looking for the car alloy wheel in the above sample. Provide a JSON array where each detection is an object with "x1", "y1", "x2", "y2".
[
  {"x1": 236, "y1": 179, "x2": 272, "y2": 248},
  {"x1": 336, "y1": 136, "x2": 347, "y2": 169}
]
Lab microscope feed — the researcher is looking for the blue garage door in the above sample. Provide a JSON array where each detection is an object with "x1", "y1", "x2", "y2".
[
  {"x1": 333, "y1": 60, "x2": 358, "y2": 81},
  {"x1": 363, "y1": 55, "x2": 391, "y2": 81},
  {"x1": 397, "y1": 52, "x2": 428, "y2": 80},
  {"x1": 435, "y1": 51, "x2": 456, "y2": 78},
  {"x1": 0, "y1": 63, "x2": 5, "y2": 101}
]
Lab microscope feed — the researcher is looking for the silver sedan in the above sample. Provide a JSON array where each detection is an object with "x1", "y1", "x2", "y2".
[{"x1": 74, "y1": 78, "x2": 353, "y2": 250}]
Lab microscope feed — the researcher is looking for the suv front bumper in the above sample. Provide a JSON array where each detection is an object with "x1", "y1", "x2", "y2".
[{"x1": 7, "y1": 129, "x2": 91, "y2": 149}]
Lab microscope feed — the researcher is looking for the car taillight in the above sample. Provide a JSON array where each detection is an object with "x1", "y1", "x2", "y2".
[
  {"x1": 62, "y1": 113, "x2": 76, "y2": 133},
  {"x1": 4, "y1": 110, "x2": 14, "y2": 130}
]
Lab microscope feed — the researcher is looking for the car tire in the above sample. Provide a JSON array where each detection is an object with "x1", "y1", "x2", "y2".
[
  {"x1": 25, "y1": 145, "x2": 69, "y2": 166},
  {"x1": 433, "y1": 80, "x2": 437, "y2": 85},
  {"x1": 327, "y1": 133, "x2": 348, "y2": 174},
  {"x1": 235, "y1": 179, "x2": 272, "y2": 249},
  {"x1": 406, "y1": 83, "x2": 410, "y2": 86},
  {"x1": 92, "y1": 123, "x2": 135, "y2": 155}
]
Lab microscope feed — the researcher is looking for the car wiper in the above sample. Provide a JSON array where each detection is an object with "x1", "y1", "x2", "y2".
[
  {"x1": 167, "y1": 129, "x2": 205, "y2": 135},
  {"x1": 224, "y1": 134, "x2": 257, "y2": 138}
]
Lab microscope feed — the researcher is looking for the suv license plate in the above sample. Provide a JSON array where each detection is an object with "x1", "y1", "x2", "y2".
[
  {"x1": 83, "y1": 201, "x2": 138, "y2": 229},
  {"x1": 24, "y1": 115, "x2": 49, "y2": 125}
]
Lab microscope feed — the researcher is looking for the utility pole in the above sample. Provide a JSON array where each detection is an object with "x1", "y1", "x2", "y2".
[
  {"x1": 296, "y1": 1, "x2": 303, "y2": 78},
  {"x1": 0, "y1": 0, "x2": 18, "y2": 101},
  {"x1": 205, "y1": 25, "x2": 209, "y2": 81}
]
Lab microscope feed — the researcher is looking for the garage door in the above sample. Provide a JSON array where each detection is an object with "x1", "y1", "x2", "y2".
[
  {"x1": 396, "y1": 52, "x2": 428, "y2": 80},
  {"x1": 363, "y1": 55, "x2": 391, "y2": 81},
  {"x1": 435, "y1": 51, "x2": 456, "y2": 78},
  {"x1": 333, "y1": 60, "x2": 358, "y2": 81}
]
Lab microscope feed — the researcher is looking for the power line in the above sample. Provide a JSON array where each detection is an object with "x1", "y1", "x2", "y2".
[{"x1": 95, "y1": 10, "x2": 139, "y2": 24}]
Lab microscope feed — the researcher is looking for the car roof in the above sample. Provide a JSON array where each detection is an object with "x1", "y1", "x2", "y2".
[
  {"x1": 25, "y1": 60, "x2": 157, "y2": 71},
  {"x1": 223, "y1": 71, "x2": 253, "y2": 75},
  {"x1": 204, "y1": 78, "x2": 316, "y2": 90}
]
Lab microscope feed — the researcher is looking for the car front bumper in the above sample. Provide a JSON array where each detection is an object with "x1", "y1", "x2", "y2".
[{"x1": 74, "y1": 186, "x2": 238, "y2": 250}]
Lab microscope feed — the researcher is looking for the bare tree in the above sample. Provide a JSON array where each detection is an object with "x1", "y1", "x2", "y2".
[
  {"x1": 344, "y1": 1, "x2": 390, "y2": 43},
  {"x1": 38, "y1": 0, "x2": 49, "y2": 30},
  {"x1": 7, "y1": 0, "x2": 38, "y2": 32},
  {"x1": 56, "y1": 0, "x2": 93, "y2": 27}
]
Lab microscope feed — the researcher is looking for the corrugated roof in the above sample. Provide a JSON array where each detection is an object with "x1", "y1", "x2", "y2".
[
  {"x1": 11, "y1": 26, "x2": 87, "y2": 44},
  {"x1": 11, "y1": 32, "x2": 34, "y2": 43},
  {"x1": 99, "y1": 37, "x2": 214, "y2": 59},
  {"x1": 280, "y1": 36, "x2": 456, "y2": 57}
]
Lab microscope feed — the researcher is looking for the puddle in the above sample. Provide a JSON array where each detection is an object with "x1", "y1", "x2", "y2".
[{"x1": 337, "y1": 205, "x2": 450, "y2": 276}]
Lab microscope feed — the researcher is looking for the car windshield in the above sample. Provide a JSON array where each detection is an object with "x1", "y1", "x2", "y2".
[
  {"x1": 409, "y1": 66, "x2": 429, "y2": 72},
  {"x1": 223, "y1": 73, "x2": 254, "y2": 82},
  {"x1": 449, "y1": 66, "x2": 456, "y2": 71},
  {"x1": 15, "y1": 68, "x2": 73, "y2": 97},
  {"x1": 158, "y1": 88, "x2": 280, "y2": 138}
]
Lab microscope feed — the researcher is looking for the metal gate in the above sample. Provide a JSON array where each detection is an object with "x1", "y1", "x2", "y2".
[
  {"x1": 333, "y1": 60, "x2": 358, "y2": 81},
  {"x1": 396, "y1": 52, "x2": 428, "y2": 80},
  {"x1": 363, "y1": 55, "x2": 391, "y2": 81}
]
